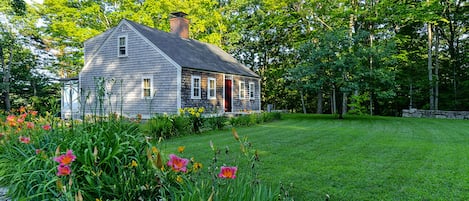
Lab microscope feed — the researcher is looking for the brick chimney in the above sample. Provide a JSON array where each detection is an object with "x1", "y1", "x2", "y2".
[{"x1": 170, "y1": 12, "x2": 189, "y2": 39}]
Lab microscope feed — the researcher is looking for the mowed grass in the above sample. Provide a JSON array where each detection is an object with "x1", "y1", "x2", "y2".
[{"x1": 163, "y1": 113, "x2": 469, "y2": 200}]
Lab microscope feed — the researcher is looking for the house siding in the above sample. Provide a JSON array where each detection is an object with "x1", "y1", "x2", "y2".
[
  {"x1": 231, "y1": 75, "x2": 261, "y2": 112},
  {"x1": 80, "y1": 23, "x2": 179, "y2": 118},
  {"x1": 84, "y1": 29, "x2": 114, "y2": 65},
  {"x1": 181, "y1": 68, "x2": 224, "y2": 113},
  {"x1": 181, "y1": 69, "x2": 261, "y2": 113}
]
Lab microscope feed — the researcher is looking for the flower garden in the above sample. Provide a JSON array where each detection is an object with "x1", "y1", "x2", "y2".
[{"x1": 0, "y1": 106, "x2": 284, "y2": 200}]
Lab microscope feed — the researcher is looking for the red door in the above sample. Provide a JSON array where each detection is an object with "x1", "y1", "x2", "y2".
[{"x1": 224, "y1": 80, "x2": 232, "y2": 112}]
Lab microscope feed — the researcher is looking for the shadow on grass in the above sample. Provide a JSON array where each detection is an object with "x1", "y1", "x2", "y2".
[{"x1": 282, "y1": 113, "x2": 391, "y2": 121}]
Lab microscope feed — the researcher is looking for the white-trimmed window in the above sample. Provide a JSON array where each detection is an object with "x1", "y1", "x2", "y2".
[
  {"x1": 142, "y1": 76, "x2": 153, "y2": 99},
  {"x1": 239, "y1": 81, "x2": 246, "y2": 99},
  {"x1": 191, "y1": 75, "x2": 201, "y2": 99},
  {"x1": 249, "y1": 82, "x2": 255, "y2": 100},
  {"x1": 208, "y1": 77, "x2": 216, "y2": 99},
  {"x1": 118, "y1": 35, "x2": 128, "y2": 57}
]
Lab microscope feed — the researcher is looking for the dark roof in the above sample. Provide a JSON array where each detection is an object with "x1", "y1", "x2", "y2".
[
  {"x1": 124, "y1": 19, "x2": 259, "y2": 78},
  {"x1": 58, "y1": 77, "x2": 79, "y2": 82}
]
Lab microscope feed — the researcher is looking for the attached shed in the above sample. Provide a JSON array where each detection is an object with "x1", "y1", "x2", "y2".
[{"x1": 59, "y1": 77, "x2": 80, "y2": 119}]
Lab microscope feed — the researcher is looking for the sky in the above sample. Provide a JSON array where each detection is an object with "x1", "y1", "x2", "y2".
[{"x1": 25, "y1": 0, "x2": 44, "y2": 5}]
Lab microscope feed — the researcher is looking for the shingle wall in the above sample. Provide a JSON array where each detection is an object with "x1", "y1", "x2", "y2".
[{"x1": 80, "y1": 23, "x2": 179, "y2": 118}]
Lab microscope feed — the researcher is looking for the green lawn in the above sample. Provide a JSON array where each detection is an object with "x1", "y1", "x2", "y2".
[{"x1": 163, "y1": 114, "x2": 469, "y2": 200}]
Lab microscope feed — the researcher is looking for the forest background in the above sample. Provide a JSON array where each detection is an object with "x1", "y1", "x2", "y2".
[{"x1": 0, "y1": 0, "x2": 468, "y2": 116}]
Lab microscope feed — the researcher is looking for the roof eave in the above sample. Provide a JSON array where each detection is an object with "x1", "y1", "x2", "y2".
[{"x1": 181, "y1": 66, "x2": 260, "y2": 78}]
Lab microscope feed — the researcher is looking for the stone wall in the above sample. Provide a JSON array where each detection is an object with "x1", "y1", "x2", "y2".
[{"x1": 402, "y1": 109, "x2": 469, "y2": 119}]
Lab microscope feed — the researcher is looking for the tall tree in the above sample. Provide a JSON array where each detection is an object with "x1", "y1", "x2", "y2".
[
  {"x1": 30, "y1": 0, "x2": 469, "y2": 114},
  {"x1": 41, "y1": 0, "x2": 225, "y2": 78},
  {"x1": 0, "y1": 0, "x2": 26, "y2": 111},
  {"x1": 223, "y1": 0, "x2": 312, "y2": 111},
  {"x1": 0, "y1": 30, "x2": 14, "y2": 111}
]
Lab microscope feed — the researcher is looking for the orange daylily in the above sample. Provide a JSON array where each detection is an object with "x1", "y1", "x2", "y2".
[{"x1": 218, "y1": 166, "x2": 237, "y2": 179}]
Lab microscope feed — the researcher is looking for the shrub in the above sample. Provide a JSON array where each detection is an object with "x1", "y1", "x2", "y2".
[
  {"x1": 140, "y1": 111, "x2": 282, "y2": 139},
  {"x1": 205, "y1": 115, "x2": 228, "y2": 130},
  {"x1": 179, "y1": 107, "x2": 204, "y2": 133},
  {"x1": 229, "y1": 115, "x2": 251, "y2": 127},
  {"x1": 229, "y1": 112, "x2": 281, "y2": 127},
  {"x1": 142, "y1": 114, "x2": 177, "y2": 138},
  {"x1": 172, "y1": 115, "x2": 191, "y2": 135},
  {"x1": 348, "y1": 92, "x2": 370, "y2": 115}
]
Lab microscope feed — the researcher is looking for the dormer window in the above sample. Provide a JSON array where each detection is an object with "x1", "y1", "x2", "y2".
[{"x1": 118, "y1": 35, "x2": 127, "y2": 57}]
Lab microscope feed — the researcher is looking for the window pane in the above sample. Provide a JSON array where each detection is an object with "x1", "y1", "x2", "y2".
[
  {"x1": 192, "y1": 76, "x2": 201, "y2": 98},
  {"x1": 194, "y1": 78, "x2": 199, "y2": 87},
  {"x1": 119, "y1": 37, "x2": 126, "y2": 46},
  {"x1": 210, "y1": 89, "x2": 215, "y2": 97},
  {"x1": 144, "y1": 79, "x2": 150, "y2": 88},
  {"x1": 249, "y1": 83, "x2": 255, "y2": 99},
  {"x1": 240, "y1": 82, "x2": 245, "y2": 99},
  {"x1": 143, "y1": 78, "x2": 151, "y2": 97},
  {"x1": 208, "y1": 79, "x2": 216, "y2": 98},
  {"x1": 144, "y1": 89, "x2": 150, "y2": 97}
]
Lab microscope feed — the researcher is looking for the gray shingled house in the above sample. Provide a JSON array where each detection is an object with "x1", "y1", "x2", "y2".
[{"x1": 63, "y1": 12, "x2": 260, "y2": 119}]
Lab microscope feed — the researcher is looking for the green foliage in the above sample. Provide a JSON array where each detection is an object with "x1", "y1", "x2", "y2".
[
  {"x1": 348, "y1": 92, "x2": 370, "y2": 115},
  {"x1": 172, "y1": 115, "x2": 192, "y2": 136},
  {"x1": 10, "y1": 0, "x2": 26, "y2": 16},
  {"x1": 0, "y1": 2, "x2": 59, "y2": 112},
  {"x1": 179, "y1": 107, "x2": 205, "y2": 133},
  {"x1": 204, "y1": 115, "x2": 228, "y2": 130},
  {"x1": 143, "y1": 114, "x2": 178, "y2": 138},
  {"x1": 40, "y1": 0, "x2": 225, "y2": 77},
  {"x1": 229, "y1": 115, "x2": 253, "y2": 127},
  {"x1": 142, "y1": 112, "x2": 282, "y2": 139},
  {"x1": 0, "y1": 107, "x2": 283, "y2": 200},
  {"x1": 2, "y1": 0, "x2": 468, "y2": 119},
  {"x1": 229, "y1": 112, "x2": 282, "y2": 127},
  {"x1": 139, "y1": 108, "x2": 206, "y2": 137},
  {"x1": 0, "y1": 111, "x2": 159, "y2": 200}
]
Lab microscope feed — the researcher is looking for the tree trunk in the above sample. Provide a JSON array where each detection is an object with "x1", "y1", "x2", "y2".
[
  {"x1": 427, "y1": 22, "x2": 434, "y2": 110},
  {"x1": 369, "y1": 30, "x2": 374, "y2": 116},
  {"x1": 342, "y1": 92, "x2": 347, "y2": 116},
  {"x1": 0, "y1": 45, "x2": 3, "y2": 108},
  {"x1": 409, "y1": 82, "x2": 413, "y2": 109},
  {"x1": 447, "y1": 13, "x2": 457, "y2": 109},
  {"x1": 331, "y1": 86, "x2": 337, "y2": 114},
  {"x1": 337, "y1": 91, "x2": 344, "y2": 119},
  {"x1": 350, "y1": 90, "x2": 358, "y2": 111},
  {"x1": 300, "y1": 90, "x2": 306, "y2": 114},
  {"x1": 317, "y1": 88, "x2": 323, "y2": 114},
  {"x1": 1, "y1": 45, "x2": 12, "y2": 111},
  {"x1": 434, "y1": 27, "x2": 440, "y2": 110}
]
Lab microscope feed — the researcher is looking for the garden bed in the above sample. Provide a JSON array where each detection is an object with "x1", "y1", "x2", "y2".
[{"x1": 0, "y1": 107, "x2": 283, "y2": 200}]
